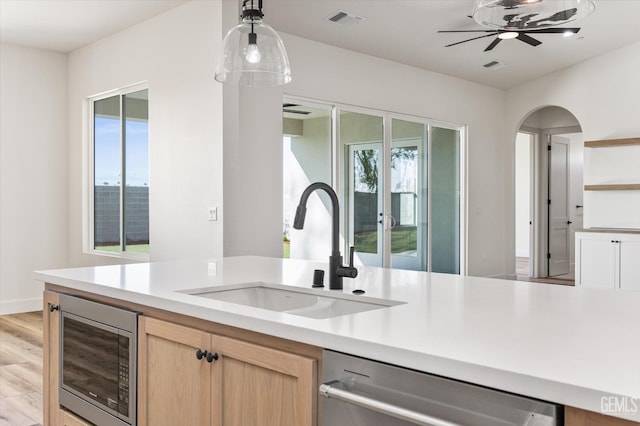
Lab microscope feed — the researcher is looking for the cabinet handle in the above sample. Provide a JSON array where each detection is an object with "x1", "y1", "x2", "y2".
[
  {"x1": 49, "y1": 304, "x2": 59, "y2": 312},
  {"x1": 196, "y1": 349, "x2": 219, "y2": 363},
  {"x1": 320, "y1": 380, "x2": 462, "y2": 426}
]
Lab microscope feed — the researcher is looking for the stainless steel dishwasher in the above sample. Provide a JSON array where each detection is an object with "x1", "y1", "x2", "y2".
[{"x1": 321, "y1": 350, "x2": 562, "y2": 426}]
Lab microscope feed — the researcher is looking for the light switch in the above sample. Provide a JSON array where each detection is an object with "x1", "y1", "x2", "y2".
[
  {"x1": 208, "y1": 207, "x2": 217, "y2": 221},
  {"x1": 208, "y1": 262, "x2": 217, "y2": 276}
]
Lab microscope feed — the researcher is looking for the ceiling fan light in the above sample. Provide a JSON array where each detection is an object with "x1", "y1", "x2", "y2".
[
  {"x1": 563, "y1": 29, "x2": 576, "y2": 37},
  {"x1": 472, "y1": 0, "x2": 595, "y2": 30},
  {"x1": 215, "y1": 0, "x2": 291, "y2": 86},
  {"x1": 498, "y1": 31, "x2": 519, "y2": 39}
]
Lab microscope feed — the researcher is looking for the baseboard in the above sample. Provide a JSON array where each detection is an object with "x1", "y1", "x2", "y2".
[
  {"x1": 487, "y1": 273, "x2": 518, "y2": 280},
  {"x1": 0, "y1": 297, "x2": 43, "y2": 315}
]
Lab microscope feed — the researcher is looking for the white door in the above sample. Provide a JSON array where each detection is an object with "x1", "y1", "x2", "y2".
[{"x1": 548, "y1": 136, "x2": 571, "y2": 276}]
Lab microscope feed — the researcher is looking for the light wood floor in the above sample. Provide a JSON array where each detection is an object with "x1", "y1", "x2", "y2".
[
  {"x1": 0, "y1": 311, "x2": 43, "y2": 426},
  {"x1": 516, "y1": 257, "x2": 575, "y2": 286}
]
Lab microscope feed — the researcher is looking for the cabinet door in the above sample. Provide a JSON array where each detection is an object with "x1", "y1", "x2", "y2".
[
  {"x1": 566, "y1": 405, "x2": 639, "y2": 425},
  {"x1": 44, "y1": 290, "x2": 61, "y2": 426},
  {"x1": 577, "y1": 237, "x2": 616, "y2": 288},
  {"x1": 138, "y1": 317, "x2": 212, "y2": 426},
  {"x1": 619, "y1": 238, "x2": 640, "y2": 290},
  {"x1": 212, "y1": 335, "x2": 317, "y2": 426}
]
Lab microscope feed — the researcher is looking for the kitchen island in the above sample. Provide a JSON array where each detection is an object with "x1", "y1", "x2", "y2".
[{"x1": 36, "y1": 256, "x2": 640, "y2": 425}]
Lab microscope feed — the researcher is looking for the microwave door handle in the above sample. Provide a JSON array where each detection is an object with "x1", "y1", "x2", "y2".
[{"x1": 320, "y1": 380, "x2": 462, "y2": 426}]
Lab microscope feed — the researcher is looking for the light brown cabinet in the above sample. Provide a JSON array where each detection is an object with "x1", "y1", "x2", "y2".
[
  {"x1": 138, "y1": 316, "x2": 317, "y2": 426},
  {"x1": 59, "y1": 408, "x2": 93, "y2": 426},
  {"x1": 566, "y1": 406, "x2": 639, "y2": 426},
  {"x1": 43, "y1": 290, "x2": 61, "y2": 426}
]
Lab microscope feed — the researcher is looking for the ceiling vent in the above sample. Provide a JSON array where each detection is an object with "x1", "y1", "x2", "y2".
[
  {"x1": 483, "y1": 60, "x2": 506, "y2": 70},
  {"x1": 326, "y1": 10, "x2": 366, "y2": 26},
  {"x1": 282, "y1": 104, "x2": 311, "y2": 115}
]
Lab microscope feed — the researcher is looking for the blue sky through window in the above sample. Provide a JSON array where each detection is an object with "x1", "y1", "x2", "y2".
[{"x1": 95, "y1": 117, "x2": 149, "y2": 187}]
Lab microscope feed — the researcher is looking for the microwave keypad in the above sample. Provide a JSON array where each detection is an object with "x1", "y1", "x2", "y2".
[{"x1": 119, "y1": 362, "x2": 129, "y2": 399}]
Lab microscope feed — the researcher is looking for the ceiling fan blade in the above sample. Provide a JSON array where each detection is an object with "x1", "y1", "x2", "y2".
[
  {"x1": 517, "y1": 33, "x2": 542, "y2": 47},
  {"x1": 523, "y1": 27, "x2": 580, "y2": 34},
  {"x1": 484, "y1": 38, "x2": 502, "y2": 52},
  {"x1": 444, "y1": 33, "x2": 499, "y2": 48}
]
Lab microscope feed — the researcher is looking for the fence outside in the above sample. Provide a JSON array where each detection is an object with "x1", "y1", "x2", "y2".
[{"x1": 94, "y1": 185, "x2": 149, "y2": 245}]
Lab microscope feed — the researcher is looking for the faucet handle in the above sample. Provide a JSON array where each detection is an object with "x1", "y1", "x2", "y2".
[
  {"x1": 349, "y1": 246, "x2": 355, "y2": 268},
  {"x1": 336, "y1": 247, "x2": 358, "y2": 279}
]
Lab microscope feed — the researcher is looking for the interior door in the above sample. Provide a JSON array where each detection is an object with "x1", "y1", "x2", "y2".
[{"x1": 548, "y1": 135, "x2": 570, "y2": 276}]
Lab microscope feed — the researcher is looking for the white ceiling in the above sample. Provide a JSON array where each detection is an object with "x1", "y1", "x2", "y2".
[
  {"x1": 1, "y1": 0, "x2": 639, "y2": 89},
  {"x1": 0, "y1": 0, "x2": 187, "y2": 52}
]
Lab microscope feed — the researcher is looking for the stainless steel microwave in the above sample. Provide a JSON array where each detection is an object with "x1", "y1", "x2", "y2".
[{"x1": 59, "y1": 294, "x2": 138, "y2": 426}]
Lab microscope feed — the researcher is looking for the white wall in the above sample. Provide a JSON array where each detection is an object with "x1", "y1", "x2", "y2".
[
  {"x1": 505, "y1": 41, "x2": 640, "y2": 274},
  {"x1": 522, "y1": 106, "x2": 581, "y2": 130},
  {"x1": 229, "y1": 33, "x2": 507, "y2": 277},
  {"x1": 223, "y1": 85, "x2": 284, "y2": 257},
  {"x1": 67, "y1": 1, "x2": 224, "y2": 266},
  {"x1": 0, "y1": 44, "x2": 68, "y2": 313}
]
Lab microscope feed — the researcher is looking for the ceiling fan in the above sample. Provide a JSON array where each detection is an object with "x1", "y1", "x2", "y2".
[
  {"x1": 439, "y1": 6, "x2": 582, "y2": 51},
  {"x1": 438, "y1": 26, "x2": 580, "y2": 51}
]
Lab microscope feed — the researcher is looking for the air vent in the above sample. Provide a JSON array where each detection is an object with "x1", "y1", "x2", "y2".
[
  {"x1": 325, "y1": 10, "x2": 366, "y2": 26},
  {"x1": 483, "y1": 60, "x2": 506, "y2": 70},
  {"x1": 283, "y1": 109, "x2": 311, "y2": 115}
]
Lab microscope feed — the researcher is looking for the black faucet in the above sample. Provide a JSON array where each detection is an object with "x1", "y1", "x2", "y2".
[{"x1": 293, "y1": 182, "x2": 358, "y2": 290}]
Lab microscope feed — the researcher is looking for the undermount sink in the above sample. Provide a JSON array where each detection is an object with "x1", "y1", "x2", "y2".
[{"x1": 179, "y1": 282, "x2": 404, "y2": 319}]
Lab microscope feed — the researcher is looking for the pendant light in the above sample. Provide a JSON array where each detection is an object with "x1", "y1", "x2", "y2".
[
  {"x1": 472, "y1": 0, "x2": 595, "y2": 30},
  {"x1": 215, "y1": 0, "x2": 291, "y2": 86}
]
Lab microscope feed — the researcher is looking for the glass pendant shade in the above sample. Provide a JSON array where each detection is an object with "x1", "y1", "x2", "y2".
[
  {"x1": 215, "y1": 19, "x2": 291, "y2": 86},
  {"x1": 472, "y1": 0, "x2": 595, "y2": 30}
]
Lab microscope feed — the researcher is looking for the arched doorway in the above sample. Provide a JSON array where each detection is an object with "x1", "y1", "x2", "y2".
[{"x1": 515, "y1": 106, "x2": 583, "y2": 283}]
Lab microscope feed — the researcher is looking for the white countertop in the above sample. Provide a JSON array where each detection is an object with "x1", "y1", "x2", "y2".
[
  {"x1": 35, "y1": 256, "x2": 640, "y2": 422},
  {"x1": 576, "y1": 228, "x2": 640, "y2": 234}
]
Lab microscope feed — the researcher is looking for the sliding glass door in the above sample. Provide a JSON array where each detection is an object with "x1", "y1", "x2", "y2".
[
  {"x1": 431, "y1": 126, "x2": 461, "y2": 274},
  {"x1": 341, "y1": 110, "x2": 385, "y2": 266},
  {"x1": 389, "y1": 118, "x2": 428, "y2": 271},
  {"x1": 283, "y1": 98, "x2": 465, "y2": 275},
  {"x1": 348, "y1": 142, "x2": 383, "y2": 266},
  {"x1": 342, "y1": 113, "x2": 462, "y2": 273}
]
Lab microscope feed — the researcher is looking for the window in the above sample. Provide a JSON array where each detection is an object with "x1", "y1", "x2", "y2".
[{"x1": 89, "y1": 86, "x2": 149, "y2": 257}]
